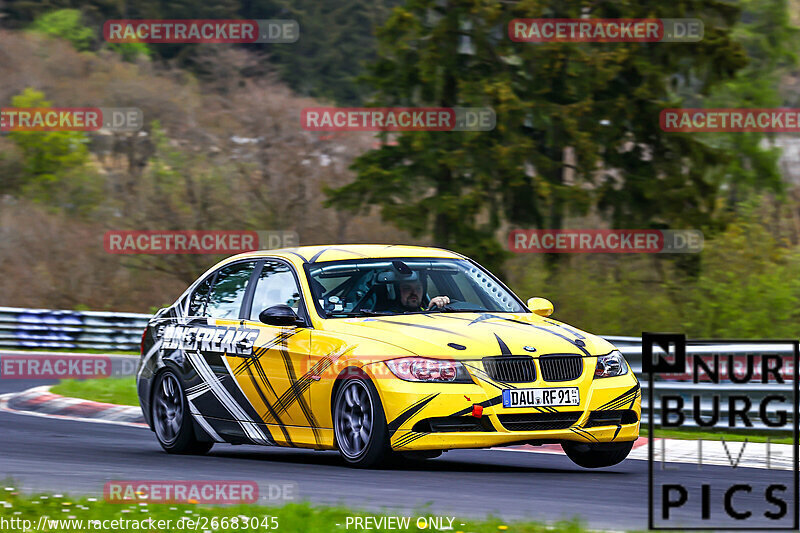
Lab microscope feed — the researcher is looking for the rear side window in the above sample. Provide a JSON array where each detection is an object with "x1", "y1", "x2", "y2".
[
  {"x1": 201, "y1": 261, "x2": 258, "y2": 319},
  {"x1": 188, "y1": 276, "x2": 213, "y2": 317}
]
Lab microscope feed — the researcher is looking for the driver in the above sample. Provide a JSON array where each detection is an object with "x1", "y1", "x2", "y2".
[{"x1": 395, "y1": 279, "x2": 450, "y2": 311}]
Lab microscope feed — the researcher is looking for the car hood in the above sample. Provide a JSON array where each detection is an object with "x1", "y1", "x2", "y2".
[{"x1": 320, "y1": 312, "x2": 616, "y2": 358}]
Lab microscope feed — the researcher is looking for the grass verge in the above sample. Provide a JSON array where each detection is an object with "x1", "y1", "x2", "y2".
[
  {"x1": 50, "y1": 377, "x2": 138, "y2": 406},
  {"x1": 647, "y1": 426, "x2": 793, "y2": 444},
  {"x1": 0, "y1": 488, "x2": 590, "y2": 533}
]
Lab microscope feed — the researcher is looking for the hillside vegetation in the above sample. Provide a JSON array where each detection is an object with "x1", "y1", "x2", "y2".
[{"x1": 0, "y1": 4, "x2": 799, "y2": 337}]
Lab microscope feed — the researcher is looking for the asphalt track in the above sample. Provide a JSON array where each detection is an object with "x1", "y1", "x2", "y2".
[{"x1": 0, "y1": 377, "x2": 796, "y2": 530}]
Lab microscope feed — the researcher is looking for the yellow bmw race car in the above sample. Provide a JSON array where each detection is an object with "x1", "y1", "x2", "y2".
[{"x1": 137, "y1": 245, "x2": 640, "y2": 468}]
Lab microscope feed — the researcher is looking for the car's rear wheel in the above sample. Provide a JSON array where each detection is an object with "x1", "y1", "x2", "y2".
[
  {"x1": 333, "y1": 377, "x2": 390, "y2": 468},
  {"x1": 152, "y1": 369, "x2": 213, "y2": 455},
  {"x1": 562, "y1": 440, "x2": 634, "y2": 468}
]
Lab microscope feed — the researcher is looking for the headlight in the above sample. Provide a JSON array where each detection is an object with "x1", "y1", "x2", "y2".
[
  {"x1": 594, "y1": 351, "x2": 628, "y2": 378},
  {"x1": 385, "y1": 357, "x2": 473, "y2": 383}
]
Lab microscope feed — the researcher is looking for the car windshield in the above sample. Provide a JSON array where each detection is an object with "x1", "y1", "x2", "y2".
[{"x1": 306, "y1": 258, "x2": 527, "y2": 317}]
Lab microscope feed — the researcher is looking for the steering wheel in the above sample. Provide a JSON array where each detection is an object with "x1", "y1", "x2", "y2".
[
  {"x1": 429, "y1": 299, "x2": 485, "y2": 311},
  {"x1": 428, "y1": 298, "x2": 457, "y2": 311}
]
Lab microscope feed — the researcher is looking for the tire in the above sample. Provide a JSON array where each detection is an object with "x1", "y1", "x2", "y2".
[
  {"x1": 562, "y1": 440, "x2": 634, "y2": 468},
  {"x1": 152, "y1": 369, "x2": 214, "y2": 455},
  {"x1": 333, "y1": 377, "x2": 391, "y2": 468}
]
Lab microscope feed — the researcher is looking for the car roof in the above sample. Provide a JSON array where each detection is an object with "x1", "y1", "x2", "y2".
[{"x1": 221, "y1": 244, "x2": 464, "y2": 268}]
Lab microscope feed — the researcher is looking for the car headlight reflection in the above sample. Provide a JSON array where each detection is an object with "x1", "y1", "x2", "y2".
[
  {"x1": 594, "y1": 350, "x2": 628, "y2": 378},
  {"x1": 385, "y1": 357, "x2": 472, "y2": 383}
]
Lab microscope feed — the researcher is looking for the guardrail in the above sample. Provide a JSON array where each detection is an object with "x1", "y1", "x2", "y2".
[
  {"x1": 0, "y1": 307, "x2": 795, "y2": 432},
  {"x1": 0, "y1": 306, "x2": 149, "y2": 351},
  {"x1": 0, "y1": 309, "x2": 646, "y2": 353},
  {"x1": 619, "y1": 343, "x2": 796, "y2": 431}
]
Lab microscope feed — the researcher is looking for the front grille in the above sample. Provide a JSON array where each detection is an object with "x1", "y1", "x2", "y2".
[
  {"x1": 498, "y1": 412, "x2": 582, "y2": 431},
  {"x1": 585, "y1": 410, "x2": 639, "y2": 428},
  {"x1": 482, "y1": 356, "x2": 535, "y2": 383},
  {"x1": 539, "y1": 355, "x2": 584, "y2": 381}
]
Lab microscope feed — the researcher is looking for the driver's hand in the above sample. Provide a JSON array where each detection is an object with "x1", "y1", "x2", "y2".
[{"x1": 427, "y1": 295, "x2": 450, "y2": 310}]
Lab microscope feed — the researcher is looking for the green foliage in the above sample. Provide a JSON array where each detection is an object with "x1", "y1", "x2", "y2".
[
  {"x1": 240, "y1": 0, "x2": 402, "y2": 105},
  {"x1": 29, "y1": 9, "x2": 94, "y2": 51},
  {"x1": 507, "y1": 207, "x2": 800, "y2": 338},
  {"x1": 107, "y1": 41, "x2": 151, "y2": 61},
  {"x1": 664, "y1": 0, "x2": 799, "y2": 217},
  {"x1": 327, "y1": 0, "x2": 776, "y2": 272},
  {"x1": 6, "y1": 88, "x2": 101, "y2": 216},
  {"x1": 681, "y1": 216, "x2": 800, "y2": 337}
]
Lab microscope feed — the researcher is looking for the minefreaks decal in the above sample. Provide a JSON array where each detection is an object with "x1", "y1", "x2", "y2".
[{"x1": 162, "y1": 325, "x2": 259, "y2": 355}]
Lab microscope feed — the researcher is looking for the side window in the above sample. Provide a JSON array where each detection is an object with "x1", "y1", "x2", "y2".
[
  {"x1": 249, "y1": 261, "x2": 303, "y2": 320},
  {"x1": 205, "y1": 261, "x2": 258, "y2": 319},
  {"x1": 188, "y1": 276, "x2": 213, "y2": 317}
]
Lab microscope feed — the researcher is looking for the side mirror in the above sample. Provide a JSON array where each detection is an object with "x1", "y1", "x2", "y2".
[
  {"x1": 259, "y1": 305, "x2": 303, "y2": 327},
  {"x1": 527, "y1": 297, "x2": 554, "y2": 317}
]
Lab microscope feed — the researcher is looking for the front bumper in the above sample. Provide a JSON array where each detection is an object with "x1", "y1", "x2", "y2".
[{"x1": 364, "y1": 361, "x2": 641, "y2": 451}]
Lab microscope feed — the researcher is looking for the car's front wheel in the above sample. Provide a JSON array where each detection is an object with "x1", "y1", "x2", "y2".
[
  {"x1": 562, "y1": 440, "x2": 634, "y2": 468},
  {"x1": 152, "y1": 369, "x2": 213, "y2": 455},
  {"x1": 333, "y1": 377, "x2": 390, "y2": 468}
]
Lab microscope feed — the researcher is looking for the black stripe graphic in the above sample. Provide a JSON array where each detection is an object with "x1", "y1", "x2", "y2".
[
  {"x1": 228, "y1": 331, "x2": 299, "y2": 444},
  {"x1": 494, "y1": 333, "x2": 512, "y2": 356},
  {"x1": 284, "y1": 251, "x2": 309, "y2": 263},
  {"x1": 393, "y1": 432, "x2": 428, "y2": 448},
  {"x1": 387, "y1": 394, "x2": 439, "y2": 435},
  {"x1": 596, "y1": 383, "x2": 641, "y2": 410},
  {"x1": 370, "y1": 319, "x2": 472, "y2": 336},
  {"x1": 276, "y1": 334, "x2": 321, "y2": 444},
  {"x1": 308, "y1": 247, "x2": 368, "y2": 263},
  {"x1": 435, "y1": 314, "x2": 591, "y2": 355},
  {"x1": 543, "y1": 319, "x2": 586, "y2": 339},
  {"x1": 572, "y1": 426, "x2": 599, "y2": 442},
  {"x1": 463, "y1": 363, "x2": 516, "y2": 390}
]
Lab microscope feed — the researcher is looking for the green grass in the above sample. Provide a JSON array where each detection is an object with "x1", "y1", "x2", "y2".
[
  {"x1": 0, "y1": 487, "x2": 591, "y2": 533},
  {"x1": 647, "y1": 426, "x2": 793, "y2": 444},
  {"x1": 51, "y1": 376, "x2": 138, "y2": 406}
]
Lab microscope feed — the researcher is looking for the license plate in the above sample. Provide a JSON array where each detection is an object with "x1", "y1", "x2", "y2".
[{"x1": 502, "y1": 387, "x2": 579, "y2": 408}]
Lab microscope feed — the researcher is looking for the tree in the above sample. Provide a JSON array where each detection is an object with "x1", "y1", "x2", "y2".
[
  {"x1": 326, "y1": 0, "x2": 780, "y2": 273},
  {"x1": 242, "y1": 0, "x2": 403, "y2": 105},
  {"x1": 29, "y1": 8, "x2": 93, "y2": 50},
  {"x1": 6, "y1": 88, "x2": 102, "y2": 215}
]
